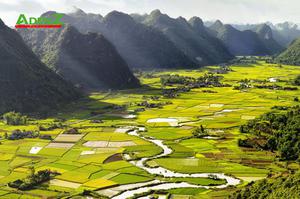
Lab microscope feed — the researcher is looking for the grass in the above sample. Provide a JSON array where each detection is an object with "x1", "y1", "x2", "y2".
[
  {"x1": 180, "y1": 139, "x2": 220, "y2": 153},
  {"x1": 110, "y1": 173, "x2": 152, "y2": 185},
  {"x1": 83, "y1": 178, "x2": 117, "y2": 188},
  {"x1": 56, "y1": 171, "x2": 90, "y2": 183}
]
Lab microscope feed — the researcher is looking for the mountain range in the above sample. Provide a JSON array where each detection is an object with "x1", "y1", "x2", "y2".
[
  {"x1": 18, "y1": 24, "x2": 140, "y2": 90},
  {"x1": 232, "y1": 22, "x2": 300, "y2": 47},
  {"x1": 19, "y1": 9, "x2": 293, "y2": 71},
  {"x1": 132, "y1": 10, "x2": 234, "y2": 65},
  {"x1": 209, "y1": 20, "x2": 283, "y2": 56},
  {"x1": 0, "y1": 19, "x2": 79, "y2": 114},
  {"x1": 1, "y1": 8, "x2": 300, "y2": 115},
  {"x1": 58, "y1": 9, "x2": 197, "y2": 69}
]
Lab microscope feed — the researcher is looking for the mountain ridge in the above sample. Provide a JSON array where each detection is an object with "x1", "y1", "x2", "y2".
[
  {"x1": 56, "y1": 10, "x2": 198, "y2": 69},
  {"x1": 18, "y1": 24, "x2": 140, "y2": 90},
  {"x1": 135, "y1": 10, "x2": 234, "y2": 65},
  {"x1": 0, "y1": 19, "x2": 80, "y2": 114},
  {"x1": 209, "y1": 21, "x2": 282, "y2": 55}
]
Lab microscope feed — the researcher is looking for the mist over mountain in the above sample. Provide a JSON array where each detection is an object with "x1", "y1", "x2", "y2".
[
  {"x1": 209, "y1": 21, "x2": 269, "y2": 56},
  {"x1": 272, "y1": 22, "x2": 300, "y2": 47},
  {"x1": 209, "y1": 20, "x2": 283, "y2": 56},
  {"x1": 275, "y1": 37, "x2": 300, "y2": 66},
  {"x1": 132, "y1": 10, "x2": 234, "y2": 65},
  {"x1": 57, "y1": 9, "x2": 197, "y2": 69},
  {"x1": 232, "y1": 22, "x2": 300, "y2": 47},
  {"x1": 20, "y1": 9, "x2": 298, "y2": 69},
  {"x1": 0, "y1": 19, "x2": 79, "y2": 114},
  {"x1": 18, "y1": 24, "x2": 140, "y2": 90},
  {"x1": 254, "y1": 24, "x2": 283, "y2": 54},
  {"x1": 13, "y1": 8, "x2": 300, "y2": 78}
]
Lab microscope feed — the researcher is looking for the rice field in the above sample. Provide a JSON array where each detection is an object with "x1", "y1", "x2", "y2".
[{"x1": 0, "y1": 62, "x2": 299, "y2": 198}]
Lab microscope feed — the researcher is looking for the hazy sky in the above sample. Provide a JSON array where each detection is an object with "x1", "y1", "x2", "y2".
[{"x1": 0, "y1": 0, "x2": 300, "y2": 26}]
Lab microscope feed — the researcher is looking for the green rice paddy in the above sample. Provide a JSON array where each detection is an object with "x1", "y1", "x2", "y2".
[{"x1": 0, "y1": 62, "x2": 299, "y2": 198}]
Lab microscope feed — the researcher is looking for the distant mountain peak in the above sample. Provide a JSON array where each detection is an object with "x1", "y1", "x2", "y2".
[
  {"x1": 103, "y1": 11, "x2": 135, "y2": 26},
  {"x1": 256, "y1": 23, "x2": 273, "y2": 40},
  {"x1": 107, "y1": 10, "x2": 125, "y2": 17},
  {"x1": 176, "y1": 16, "x2": 188, "y2": 24},
  {"x1": 105, "y1": 10, "x2": 131, "y2": 20},
  {"x1": 148, "y1": 9, "x2": 169, "y2": 21},
  {"x1": 0, "y1": 18, "x2": 6, "y2": 29},
  {"x1": 189, "y1": 17, "x2": 204, "y2": 26},
  {"x1": 215, "y1": 20, "x2": 223, "y2": 26},
  {"x1": 189, "y1": 17, "x2": 204, "y2": 29},
  {"x1": 257, "y1": 23, "x2": 272, "y2": 32},
  {"x1": 210, "y1": 20, "x2": 224, "y2": 31},
  {"x1": 189, "y1": 17, "x2": 206, "y2": 34},
  {"x1": 150, "y1": 9, "x2": 162, "y2": 16},
  {"x1": 69, "y1": 7, "x2": 86, "y2": 16},
  {"x1": 40, "y1": 11, "x2": 58, "y2": 17},
  {"x1": 276, "y1": 21, "x2": 298, "y2": 30}
]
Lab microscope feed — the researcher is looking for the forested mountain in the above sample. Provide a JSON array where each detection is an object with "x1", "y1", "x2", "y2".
[
  {"x1": 132, "y1": 10, "x2": 234, "y2": 65},
  {"x1": 18, "y1": 24, "x2": 140, "y2": 90},
  {"x1": 0, "y1": 19, "x2": 79, "y2": 114},
  {"x1": 275, "y1": 37, "x2": 300, "y2": 66},
  {"x1": 55, "y1": 9, "x2": 197, "y2": 69},
  {"x1": 230, "y1": 171, "x2": 300, "y2": 199}
]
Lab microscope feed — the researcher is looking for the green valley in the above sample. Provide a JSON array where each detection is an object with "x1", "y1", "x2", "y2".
[{"x1": 0, "y1": 60, "x2": 299, "y2": 198}]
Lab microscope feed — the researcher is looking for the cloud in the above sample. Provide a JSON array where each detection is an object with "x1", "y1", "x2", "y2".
[{"x1": 0, "y1": 0, "x2": 299, "y2": 26}]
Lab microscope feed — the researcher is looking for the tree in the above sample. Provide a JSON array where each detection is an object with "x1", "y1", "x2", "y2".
[
  {"x1": 192, "y1": 125, "x2": 208, "y2": 138},
  {"x1": 2, "y1": 112, "x2": 27, "y2": 125},
  {"x1": 8, "y1": 169, "x2": 59, "y2": 191},
  {"x1": 239, "y1": 106, "x2": 300, "y2": 160},
  {"x1": 294, "y1": 75, "x2": 300, "y2": 86}
]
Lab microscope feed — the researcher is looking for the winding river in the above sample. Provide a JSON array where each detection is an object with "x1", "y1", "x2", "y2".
[{"x1": 108, "y1": 129, "x2": 240, "y2": 199}]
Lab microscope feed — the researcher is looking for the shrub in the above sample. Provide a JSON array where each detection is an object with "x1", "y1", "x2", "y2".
[
  {"x1": 8, "y1": 130, "x2": 39, "y2": 140},
  {"x1": 3, "y1": 112, "x2": 27, "y2": 125},
  {"x1": 192, "y1": 125, "x2": 208, "y2": 138},
  {"x1": 239, "y1": 106, "x2": 300, "y2": 160},
  {"x1": 8, "y1": 169, "x2": 59, "y2": 190}
]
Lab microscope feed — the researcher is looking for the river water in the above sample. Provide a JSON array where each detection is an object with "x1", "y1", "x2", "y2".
[{"x1": 109, "y1": 129, "x2": 240, "y2": 199}]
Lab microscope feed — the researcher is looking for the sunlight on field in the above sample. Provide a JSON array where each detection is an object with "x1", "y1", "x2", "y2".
[{"x1": 0, "y1": 62, "x2": 299, "y2": 198}]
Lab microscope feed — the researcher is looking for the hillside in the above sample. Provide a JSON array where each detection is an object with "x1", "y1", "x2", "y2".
[
  {"x1": 18, "y1": 25, "x2": 140, "y2": 90},
  {"x1": 209, "y1": 21, "x2": 271, "y2": 56},
  {"x1": 230, "y1": 172, "x2": 300, "y2": 199},
  {"x1": 56, "y1": 9, "x2": 197, "y2": 69},
  {"x1": 239, "y1": 106, "x2": 300, "y2": 160},
  {"x1": 0, "y1": 19, "x2": 79, "y2": 114},
  {"x1": 275, "y1": 37, "x2": 300, "y2": 66},
  {"x1": 135, "y1": 10, "x2": 234, "y2": 65}
]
